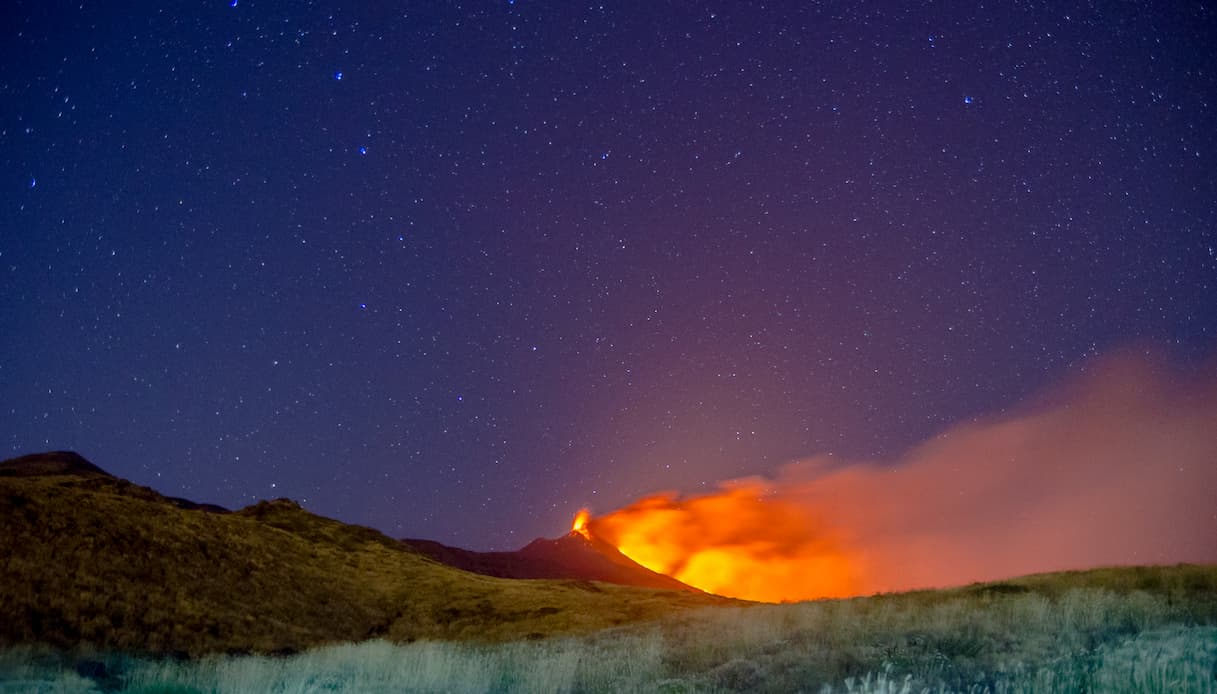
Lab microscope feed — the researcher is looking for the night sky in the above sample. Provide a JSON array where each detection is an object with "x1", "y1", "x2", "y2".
[{"x1": 4, "y1": 2, "x2": 1216, "y2": 551}]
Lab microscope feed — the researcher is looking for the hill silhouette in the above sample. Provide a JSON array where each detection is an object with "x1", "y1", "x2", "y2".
[
  {"x1": 400, "y1": 532, "x2": 700, "y2": 593},
  {"x1": 0, "y1": 451, "x2": 727, "y2": 656},
  {"x1": 0, "y1": 450, "x2": 114, "y2": 478}
]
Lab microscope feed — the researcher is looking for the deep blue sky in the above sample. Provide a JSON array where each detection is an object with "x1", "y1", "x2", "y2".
[{"x1": 3, "y1": 1, "x2": 1215, "y2": 549}]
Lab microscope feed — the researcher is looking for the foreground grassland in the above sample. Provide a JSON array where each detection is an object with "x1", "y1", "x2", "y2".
[
  {"x1": 4, "y1": 564, "x2": 1216, "y2": 693},
  {"x1": 0, "y1": 463, "x2": 722, "y2": 655}
]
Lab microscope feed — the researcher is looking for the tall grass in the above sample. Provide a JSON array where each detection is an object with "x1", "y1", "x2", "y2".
[{"x1": 4, "y1": 581, "x2": 1216, "y2": 693}]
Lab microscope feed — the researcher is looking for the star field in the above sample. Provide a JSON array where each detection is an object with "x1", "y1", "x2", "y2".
[{"x1": 3, "y1": 1, "x2": 1216, "y2": 549}]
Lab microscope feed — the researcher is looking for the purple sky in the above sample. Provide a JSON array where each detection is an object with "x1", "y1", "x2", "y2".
[{"x1": 3, "y1": 1, "x2": 1215, "y2": 549}]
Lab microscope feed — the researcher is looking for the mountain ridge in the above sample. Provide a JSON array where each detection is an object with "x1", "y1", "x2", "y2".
[{"x1": 0, "y1": 451, "x2": 728, "y2": 656}]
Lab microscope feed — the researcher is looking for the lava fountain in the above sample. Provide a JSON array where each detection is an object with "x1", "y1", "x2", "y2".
[{"x1": 571, "y1": 508, "x2": 591, "y2": 539}]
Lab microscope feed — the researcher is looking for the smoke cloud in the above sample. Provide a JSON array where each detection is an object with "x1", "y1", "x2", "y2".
[{"x1": 589, "y1": 350, "x2": 1217, "y2": 600}]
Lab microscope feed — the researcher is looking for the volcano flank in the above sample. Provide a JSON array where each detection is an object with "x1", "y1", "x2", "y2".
[{"x1": 401, "y1": 530, "x2": 701, "y2": 593}]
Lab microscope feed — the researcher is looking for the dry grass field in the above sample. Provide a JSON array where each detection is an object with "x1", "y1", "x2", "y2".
[{"x1": 3, "y1": 564, "x2": 1215, "y2": 693}]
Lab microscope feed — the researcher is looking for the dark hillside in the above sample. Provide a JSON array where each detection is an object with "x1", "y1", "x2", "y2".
[{"x1": 400, "y1": 532, "x2": 700, "y2": 593}]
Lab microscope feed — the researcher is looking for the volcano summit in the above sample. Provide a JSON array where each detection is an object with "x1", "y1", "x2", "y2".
[{"x1": 401, "y1": 515, "x2": 700, "y2": 594}]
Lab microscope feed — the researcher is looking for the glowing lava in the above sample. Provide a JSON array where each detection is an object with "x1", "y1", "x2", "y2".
[
  {"x1": 571, "y1": 508, "x2": 591, "y2": 539},
  {"x1": 583, "y1": 483, "x2": 860, "y2": 603}
]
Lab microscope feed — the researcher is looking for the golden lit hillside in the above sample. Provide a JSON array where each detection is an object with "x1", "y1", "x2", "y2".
[{"x1": 0, "y1": 453, "x2": 727, "y2": 656}]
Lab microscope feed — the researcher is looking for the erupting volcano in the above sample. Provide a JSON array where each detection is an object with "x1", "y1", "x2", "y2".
[{"x1": 400, "y1": 508, "x2": 702, "y2": 594}]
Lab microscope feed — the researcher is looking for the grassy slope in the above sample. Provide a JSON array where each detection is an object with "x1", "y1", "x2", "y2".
[
  {"x1": 5, "y1": 564, "x2": 1215, "y2": 693},
  {"x1": 649, "y1": 562, "x2": 1217, "y2": 693},
  {"x1": 0, "y1": 471, "x2": 724, "y2": 656}
]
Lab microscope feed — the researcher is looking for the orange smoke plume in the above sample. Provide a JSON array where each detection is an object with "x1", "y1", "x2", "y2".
[
  {"x1": 587, "y1": 483, "x2": 858, "y2": 601},
  {"x1": 587, "y1": 350, "x2": 1217, "y2": 602}
]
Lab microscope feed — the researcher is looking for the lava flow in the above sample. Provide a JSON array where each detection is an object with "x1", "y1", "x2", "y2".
[{"x1": 581, "y1": 484, "x2": 861, "y2": 603}]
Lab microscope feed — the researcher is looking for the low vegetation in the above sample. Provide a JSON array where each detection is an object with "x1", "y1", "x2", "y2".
[{"x1": 3, "y1": 564, "x2": 1215, "y2": 693}]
